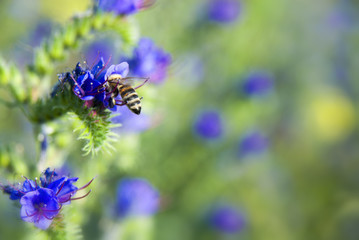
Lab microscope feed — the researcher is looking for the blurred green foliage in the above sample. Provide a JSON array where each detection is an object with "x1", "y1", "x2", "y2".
[{"x1": 0, "y1": 0, "x2": 359, "y2": 240}]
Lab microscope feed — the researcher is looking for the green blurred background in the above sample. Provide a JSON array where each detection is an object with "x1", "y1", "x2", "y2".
[{"x1": 0, "y1": 0, "x2": 359, "y2": 239}]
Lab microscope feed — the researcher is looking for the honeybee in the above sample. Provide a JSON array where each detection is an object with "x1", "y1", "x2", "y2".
[{"x1": 105, "y1": 74, "x2": 149, "y2": 115}]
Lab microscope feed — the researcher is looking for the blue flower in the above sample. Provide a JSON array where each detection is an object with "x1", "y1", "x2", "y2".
[
  {"x1": 1, "y1": 168, "x2": 94, "y2": 230},
  {"x1": 2, "y1": 184, "x2": 26, "y2": 200},
  {"x1": 116, "y1": 178, "x2": 159, "y2": 218},
  {"x1": 207, "y1": 0, "x2": 241, "y2": 24},
  {"x1": 238, "y1": 131, "x2": 269, "y2": 157},
  {"x1": 72, "y1": 58, "x2": 107, "y2": 102},
  {"x1": 46, "y1": 177, "x2": 79, "y2": 205},
  {"x1": 242, "y1": 71, "x2": 274, "y2": 96},
  {"x1": 193, "y1": 110, "x2": 223, "y2": 140},
  {"x1": 208, "y1": 204, "x2": 245, "y2": 234},
  {"x1": 124, "y1": 38, "x2": 171, "y2": 84},
  {"x1": 97, "y1": 0, "x2": 154, "y2": 15},
  {"x1": 20, "y1": 188, "x2": 61, "y2": 230},
  {"x1": 73, "y1": 71, "x2": 103, "y2": 101},
  {"x1": 1, "y1": 179, "x2": 37, "y2": 200}
]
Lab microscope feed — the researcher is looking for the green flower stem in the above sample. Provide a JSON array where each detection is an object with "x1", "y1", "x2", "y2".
[
  {"x1": 27, "y1": 11, "x2": 138, "y2": 80},
  {"x1": 29, "y1": 83, "x2": 116, "y2": 155},
  {"x1": 28, "y1": 84, "x2": 77, "y2": 123},
  {"x1": 72, "y1": 108, "x2": 117, "y2": 155},
  {"x1": 45, "y1": 212, "x2": 83, "y2": 240}
]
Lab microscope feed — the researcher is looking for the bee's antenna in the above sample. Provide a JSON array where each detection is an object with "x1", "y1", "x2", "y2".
[{"x1": 133, "y1": 77, "x2": 149, "y2": 90}]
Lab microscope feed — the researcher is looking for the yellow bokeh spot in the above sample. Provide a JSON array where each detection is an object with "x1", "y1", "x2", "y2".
[
  {"x1": 40, "y1": 0, "x2": 91, "y2": 22},
  {"x1": 309, "y1": 90, "x2": 356, "y2": 142}
]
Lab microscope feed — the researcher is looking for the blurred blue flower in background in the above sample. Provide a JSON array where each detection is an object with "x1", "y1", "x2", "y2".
[
  {"x1": 112, "y1": 106, "x2": 151, "y2": 133},
  {"x1": 207, "y1": 0, "x2": 241, "y2": 24},
  {"x1": 238, "y1": 131, "x2": 269, "y2": 157},
  {"x1": 193, "y1": 110, "x2": 223, "y2": 140},
  {"x1": 12, "y1": 20, "x2": 53, "y2": 66},
  {"x1": 97, "y1": 0, "x2": 153, "y2": 15},
  {"x1": 208, "y1": 204, "x2": 245, "y2": 234},
  {"x1": 124, "y1": 38, "x2": 171, "y2": 84},
  {"x1": 241, "y1": 71, "x2": 274, "y2": 97},
  {"x1": 29, "y1": 21, "x2": 53, "y2": 47},
  {"x1": 83, "y1": 39, "x2": 114, "y2": 64},
  {"x1": 116, "y1": 178, "x2": 159, "y2": 218}
]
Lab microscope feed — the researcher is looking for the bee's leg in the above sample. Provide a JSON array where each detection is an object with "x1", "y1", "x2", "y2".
[
  {"x1": 115, "y1": 100, "x2": 127, "y2": 106},
  {"x1": 133, "y1": 78, "x2": 149, "y2": 90}
]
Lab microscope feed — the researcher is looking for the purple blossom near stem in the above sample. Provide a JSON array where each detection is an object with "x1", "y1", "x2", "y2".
[
  {"x1": 97, "y1": 0, "x2": 154, "y2": 15},
  {"x1": 116, "y1": 178, "x2": 159, "y2": 218},
  {"x1": 1, "y1": 168, "x2": 94, "y2": 230},
  {"x1": 124, "y1": 38, "x2": 171, "y2": 84},
  {"x1": 208, "y1": 204, "x2": 245, "y2": 234},
  {"x1": 112, "y1": 106, "x2": 151, "y2": 133},
  {"x1": 207, "y1": 0, "x2": 241, "y2": 24},
  {"x1": 238, "y1": 131, "x2": 268, "y2": 157},
  {"x1": 193, "y1": 110, "x2": 223, "y2": 140},
  {"x1": 242, "y1": 71, "x2": 274, "y2": 97}
]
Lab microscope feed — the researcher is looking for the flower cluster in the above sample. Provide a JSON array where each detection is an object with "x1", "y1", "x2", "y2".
[
  {"x1": 1, "y1": 168, "x2": 93, "y2": 230},
  {"x1": 59, "y1": 58, "x2": 132, "y2": 111}
]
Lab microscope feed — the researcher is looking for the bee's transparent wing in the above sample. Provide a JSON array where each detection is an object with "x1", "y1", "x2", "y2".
[{"x1": 109, "y1": 77, "x2": 149, "y2": 89}]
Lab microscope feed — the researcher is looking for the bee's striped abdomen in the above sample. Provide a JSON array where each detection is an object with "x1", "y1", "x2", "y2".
[{"x1": 119, "y1": 85, "x2": 142, "y2": 115}]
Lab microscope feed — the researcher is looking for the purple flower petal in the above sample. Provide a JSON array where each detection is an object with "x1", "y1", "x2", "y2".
[
  {"x1": 105, "y1": 62, "x2": 130, "y2": 80},
  {"x1": 20, "y1": 188, "x2": 61, "y2": 230}
]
